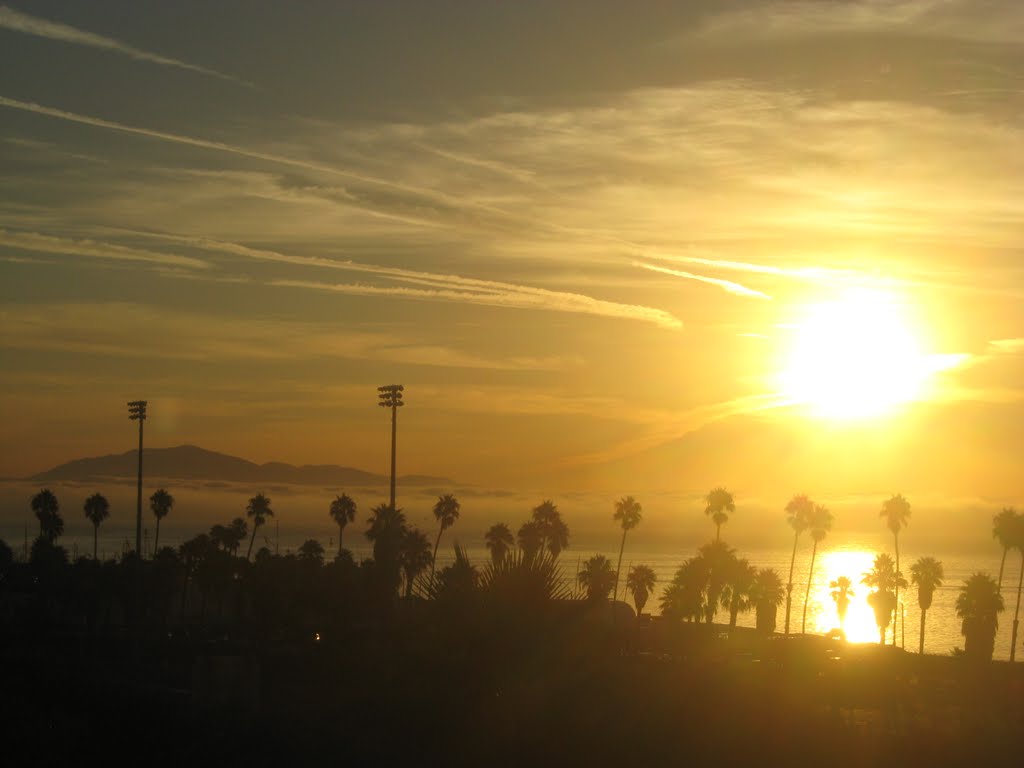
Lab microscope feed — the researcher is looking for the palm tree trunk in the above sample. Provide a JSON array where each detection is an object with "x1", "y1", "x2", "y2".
[
  {"x1": 154, "y1": 517, "x2": 161, "y2": 554},
  {"x1": 801, "y1": 541, "x2": 818, "y2": 634},
  {"x1": 785, "y1": 530, "x2": 799, "y2": 635},
  {"x1": 338, "y1": 524, "x2": 344, "y2": 556},
  {"x1": 430, "y1": 526, "x2": 443, "y2": 585},
  {"x1": 893, "y1": 533, "x2": 900, "y2": 646},
  {"x1": 613, "y1": 528, "x2": 627, "y2": 602},
  {"x1": 919, "y1": 608, "x2": 927, "y2": 655},
  {"x1": 998, "y1": 547, "x2": 1008, "y2": 591},
  {"x1": 246, "y1": 524, "x2": 258, "y2": 561},
  {"x1": 716, "y1": 524, "x2": 721, "y2": 543},
  {"x1": 1011, "y1": 553, "x2": 1024, "y2": 663},
  {"x1": 93, "y1": 525, "x2": 98, "y2": 560}
]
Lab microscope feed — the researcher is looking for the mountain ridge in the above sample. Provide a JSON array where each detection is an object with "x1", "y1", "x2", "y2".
[{"x1": 30, "y1": 444, "x2": 454, "y2": 487}]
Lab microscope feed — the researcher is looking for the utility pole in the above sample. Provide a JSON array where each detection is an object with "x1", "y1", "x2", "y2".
[
  {"x1": 377, "y1": 385, "x2": 404, "y2": 510},
  {"x1": 128, "y1": 400, "x2": 147, "y2": 556}
]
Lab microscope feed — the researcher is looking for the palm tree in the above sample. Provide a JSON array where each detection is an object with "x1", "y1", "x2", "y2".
[
  {"x1": 880, "y1": 493, "x2": 911, "y2": 646},
  {"x1": 484, "y1": 523, "x2": 514, "y2": 566},
  {"x1": 434, "y1": 543, "x2": 481, "y2": 600},
  {"x1": 83, "y1": 492, "x2": 110, "y2": 560},
  {"x1": 993, "y1": 507, "x2": 1019, "y2": 591},
  {"x1": 910, "y1": 556, "x2": 944, "y2": 655},
  {"x1": 578, "y1": 554, "x2": 616, "y2": 601},
  {"x1": 830, "y1": 576, "x2": 854, "y2": 631},
  {"x1": 399, "y1": 528, "x2": 433, "y2": 597},
  {"x1": 517, "y1": 520, "x2": 543, "y2": 561},
  {"x1": 704, "y1": 487, "x2": 735, "y2": 542},
  {"x1": 329, "y1": 493, "x2": 357, "y2": 556},
  {"x1": 612, "y1": 496, "x2": 642, "y2": 601},
  {"x1": 956, "y1": 573, "x2": 1004, "y2": 661},
  {"x1": 660, "y1": 558, "x2": 709, "y2": 622},
  {"x1": 626, "y1": 564, "x2": 656, "y2": 616},
  {"x1": 751, "y1": 568, "x2": 785, "y2": 634},
  {"x1": 245, "y1": 493, "x2": 273, "y2": 561},
  {"x1": 801, "y1": 503, "x2": 833, "y2": 633},
  {"x1": 531, "y1": 500, "x2": 569, "y2": 558},
  {"x1": 720, "y1": 557, "x2": 757, "y2": 628},
  {"x1": 228, "y1": 518, "x2": 247, "y2": 556},
  {"x1": 149, "y1": 488, "x2": 174, "y2": 554},
  {"x1": 699, "y1": 540, "x2": 736, "y2": 624},
  {"x1": 31, "y1": 489, "x2": 63, "y2": 543},
  {"x1": 366, "y1": 504, "x2": 407, "y2": 596},
  {"x1": 862, "y1": 553, "x2": 906, "y2": 645},
  {"x1": 783, "y1": 494, "x2": 814, "y2": 635},
  {"x1": 298, "y1": 539, "x2": 325, "y2": 565},
  {"x1": 1008, "y1": 513, "x2": 1024, "y2": 661},
  {"x1": 430, "y1": 494, "x2": 461, "y2": 583}
]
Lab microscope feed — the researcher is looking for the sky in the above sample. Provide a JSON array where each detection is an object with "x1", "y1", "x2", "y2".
[{"x1": 2, "y1": 1, "x2": 1024, "y2": 544}]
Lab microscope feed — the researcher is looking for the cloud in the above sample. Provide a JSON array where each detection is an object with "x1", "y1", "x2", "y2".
[
  {"x1": 0, "y1": 228, "x2": 208, "y2": 269},
  {"x1": 0, "y1": 5, "x2": 250, "y2": 85},
  {"x1": 635, "y1": 261, "x2": 772, "y2": 299}
]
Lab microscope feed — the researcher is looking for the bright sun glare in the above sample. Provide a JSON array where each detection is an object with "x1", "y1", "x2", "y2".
[{"x1": 778, "y1": 288, "x2": 949, "y2": 421}]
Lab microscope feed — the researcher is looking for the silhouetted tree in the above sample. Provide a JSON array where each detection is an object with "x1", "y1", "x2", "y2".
[
  {"x1": 178, "y1": 533, "x2": 213, "y2": 623},
  {"x1": 228, "y1": 518, "x2": 247, "y2": 556},
  {"x1": 910, "y1": 556, "x2": 944, "y2": 655},
  {"x1": 699, "y1": 540, "x2": 736, "y2": 624},
  {"x1": 784, "y1": 494, "x2": 814, "y2": 635},
  {"x1": 149, "y1": 488, "x2": 174, "y2": 553},
  {"x1": 830, "y1": 576, "x2": 854, "y2": 630},
  {"x1": 704, "y1": 487, "x2": 734, "y2": 542},
  {"x1": 1008, "y1": 513, "x2": 1024, "y2": 661},
  {"x1": 626, "y1": 564, "x2": 656, "y2": 616},
  {"x1": 480, "y1": 549, "x2": 570, "y2": 615},
  {"x1": 661, "y1": 557, "x2": 708, "y2": 622},
  {"x1": 0, "y1": 538, "x2": 12, "y2": 574},
  {"x1": 31, "y1": 489, "x2": 63, "y2": 543},
  {"x1": 751, "y1": 568, "x2": 785, "y2": 634},
  {"x1": 578, "y1": 554, "x2": 616, "y2": 601},
  {"x1": 531, "y1": 500, "x2": 569, "y2": 558},
  {"x1": 484, "y1": 523, "x2": 514, "y2": 566},
  {"x1": 612, "y1": 496, "x2": 642, "y2": 602},
  {"x1": 398, "y1": 528, "x2": 432, "y2": 598},
  {"x1": 993, "y1": 507, "x2": 1018, "y2": 591},
  {"x1": 430, "y1": 493, "x2": 461, "y2": 584},
  {"x1": 298, "y1": 539, "x2": 325, "y2": 566},
  {"x1": 517, "y1": 520, "x2": 543, "y2": 561},
  {"x1": 801, "y1": 503, "x2": 833, "y2": 633},
  {"x1": 365, "y1": 504, "x2": 407, "y2": 598},
  {"x1": 245, "y1": 493, "x2": 273, "y2": 561},
  {"x1": 880, "y1": 494, "x2": 911, "y2": 646},
  {"x1": 434, "y1": 543, "x2": 480, "y2": 601},
  {"x1": 83, "y1": 492, "x2": 110, "y2": 560},
  {"x1": 862, "y1": 553, "x2": 905, "y2": 645},
  {"x1": 329, "y1": 493, "x2": 357, "y2": 556},
  {"x1": 956, "y1": 573, "x2": 1004, "y2": 662},
  {"x1": 720, "y1": 557, "x2": 756, "y2": 628}
]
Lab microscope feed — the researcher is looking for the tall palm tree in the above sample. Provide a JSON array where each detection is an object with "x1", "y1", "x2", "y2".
[
  {"x1": 329, "y1": 493, "x2": 357, "y2": 556},
  {"x1": 801, "y1": 503, "x2": 833, "y2": 633},
  {"x1": 1008, "y1": 513, "x2": 1024, "y2": 661},
  {"x1": 880, "y1": 493, "x2": 911, "y2": 646},
  {"x1": 862, "y1": 553, "x2": 906, "y2": 645},
  {"x1": 626, "y1": 564, "x2": 656, "y2": 616},
  {"x1": 31, "y1": 488, "x2": 63, "y2": 543},
  {"x1": 531, "y1": 500, "x2": 569, "y2": 558},
  {"x1": 783, "y1": 494, "x2": 814, "y2": 635},
  {"x1": 910, "y1": 556, "x2": 944, "y2": 655},
  {"x1": 612, "y1": 496, "x2": 642, "y2": 601},
  {"x1": 83, "y1": 492, "x2": 110, "y2": 560},
  {"x1": 366, "y1": 504, "x2": 407, "y2": 596},
  {"x1": 578, "y1": 554, "x2": 616, "y2": 601},
  {"x1": 228, "y1": 518, "x2": 247, "y2": 556},
  {"x1": 699, "y1": 539, "x2": 736, "y2": 625},
  {"x1": 484, "y1": 523, "x2": 514, "y2": 566},
  {"x1": 829, "y1": 576, "x2": 854, "y2": 631},
  {"x1": 751, "y1": 568, "x2": 785, "y2": 634},
  {"x1": 661, "y1": 557, "x2": 710, "y2": 623},
  {"x1": 399, "y1": 528, "x2": 433, "y2": 597},
  {"x1": 245, "y1": 493, "x2": 273, "y2": 561},
  {"x1": 430, "y1": 494, "x2": 461, "y2": 583},
  {"x1": 704, "y1": 487, "x2": 735, "y2": 542},
  {"x1": 149, "y1": 488, "x2": 174, "y2": 554},
  {"x1": 517, "y1": 520, "x2": 543, "y2": 561},
  {"x1": 956, "y1": 573, "x2": 1004, "y2": 662},
  {"x1": 993, "y1": 507, "x2": 1019, "y2": 591}
]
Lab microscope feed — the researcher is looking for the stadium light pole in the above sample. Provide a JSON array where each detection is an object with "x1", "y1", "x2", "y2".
[
  {"x1": 378, "y1": 385, "x2": 404, "y2": 510},
  {"x1": 128, "y1": 400, "x2": 147, "y2": 556}
]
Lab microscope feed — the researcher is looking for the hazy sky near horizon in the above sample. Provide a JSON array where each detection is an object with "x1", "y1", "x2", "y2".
[{"x1": 3, "y1": 1, "x2": 1024, "y2": 522}]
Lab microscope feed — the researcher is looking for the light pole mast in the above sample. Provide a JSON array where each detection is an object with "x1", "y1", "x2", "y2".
[
  {"x1": 377, "y1": 385, "x2": 404, "y2": 510},
  {"x1": 128, "y1": 400, "x2": 147, "y2": 556}
]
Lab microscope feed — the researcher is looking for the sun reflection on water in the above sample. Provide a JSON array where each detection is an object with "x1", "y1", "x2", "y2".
[{"x1": 810, "y1": 549, "x2": 882, "y2": 644}]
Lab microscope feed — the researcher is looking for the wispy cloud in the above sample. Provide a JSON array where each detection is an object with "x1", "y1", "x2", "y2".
[
  {"x1": 0, "y1": 5, "x2": 250, "y2": 85},
  {"x1": 0, "y1": 228, "x2": 208, "y2": 269},
  {"x1": 635, "y1": 261, "x2": 772, "y2": 299}
]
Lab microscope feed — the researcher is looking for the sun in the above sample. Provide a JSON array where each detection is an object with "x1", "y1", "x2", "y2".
[{"x1": 777, "y1": 288, "x2": 943, "y2": 421}]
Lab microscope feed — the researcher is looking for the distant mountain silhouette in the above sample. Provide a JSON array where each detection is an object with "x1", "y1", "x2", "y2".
[{"x1": 30, "y1": 444, "x2": 454, "y2": 487}]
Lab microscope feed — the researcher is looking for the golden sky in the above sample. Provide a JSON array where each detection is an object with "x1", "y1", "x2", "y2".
[{"x1": 2, "y1": 1, "x2": 1023, "y2": 519}]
